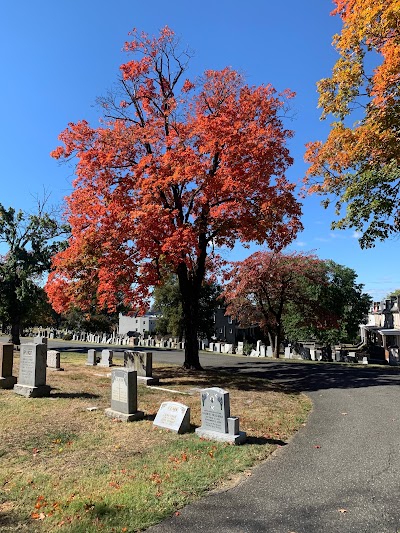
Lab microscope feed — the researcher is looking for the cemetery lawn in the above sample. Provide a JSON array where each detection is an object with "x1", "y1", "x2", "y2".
[{"x1": 0, "y1": 352, "x2": 311, "y2": 532}]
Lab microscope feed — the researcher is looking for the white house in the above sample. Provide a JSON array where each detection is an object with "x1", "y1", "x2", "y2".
[{"x1": 118, "y1": 313, "x2": 158, "y2": 336}]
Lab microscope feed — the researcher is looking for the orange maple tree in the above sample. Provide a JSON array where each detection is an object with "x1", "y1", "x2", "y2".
[
  {"x1": 46, "y1": 27, "x2": 302, "y2": 369},
  {"x1": 305, "y1": 0, "x2": 400, "y2": 247}
]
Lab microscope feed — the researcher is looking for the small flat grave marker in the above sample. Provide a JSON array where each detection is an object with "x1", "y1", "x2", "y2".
[
  {"x1": 105, "y1": 368, "x2": 144, "y2": 422},
  {"x1": 195, "y1": 387, "x2": 246, "y2": 445},
  {"x1": 153, "y1": 401, "x2": 190, "y2": 434}
]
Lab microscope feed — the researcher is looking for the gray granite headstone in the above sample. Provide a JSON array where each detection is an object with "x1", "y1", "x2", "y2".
[
  {"x1": 34, "y1": 336, "x2": 48, "y2": 349},
  {"x1": 124, "y1": 350, "x2": 152, "y2": 376},
  {"x1": 124, "y1": 351, "x2": 159, "y2": 384},
  {"x1": 104, "y1": 368, "x2": 144, "y2": 422},
  {"x1": 0, "y1": 343, "x2": 17, "y2": 389},
  {"x1": 14, "y1": 343, "x2": 51, "y2": 397},
  {"x1": 195, "y1": 387, "x2": 246, "y2": 444},
  {"x1": 86, "y1": 349, "x2": 97, "y2": 366},
  {"x1": 98, "y1": 349, "x2": 113, "y2": 367},
  {"x1": 47, "y1": 350, "x2": 63, "y2": 371},
  {"x1": 153, "y1": 401, "x2": 190, "y2": 434}
]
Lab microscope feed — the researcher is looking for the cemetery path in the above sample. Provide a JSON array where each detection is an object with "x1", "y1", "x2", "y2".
[{"x1": 145, "y1": 354, "x2": 400, "y2": 533}]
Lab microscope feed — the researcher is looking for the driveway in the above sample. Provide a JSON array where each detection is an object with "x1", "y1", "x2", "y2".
[{"x1": 146, "y1": 356, "x2": 400, "y2": 533}]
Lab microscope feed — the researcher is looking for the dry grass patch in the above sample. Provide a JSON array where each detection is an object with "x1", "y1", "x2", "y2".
[{"x1": 0, "y1": 350, "x2": 311, "y2": 532}]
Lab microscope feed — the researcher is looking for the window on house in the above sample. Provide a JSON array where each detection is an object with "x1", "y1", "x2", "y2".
[
  {"x1": 228, "y1": 316, "x2": 232, "y2": 324},
  {"x1": 219, "y1": 328, "x2": 223, "y2": 334}
]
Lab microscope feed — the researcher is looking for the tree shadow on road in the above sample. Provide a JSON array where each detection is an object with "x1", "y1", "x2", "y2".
[{"x1": 206, "y1": 360, "x2": 400, "y2": 392}]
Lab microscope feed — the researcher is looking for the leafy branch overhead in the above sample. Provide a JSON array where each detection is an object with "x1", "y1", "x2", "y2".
[{"x1": 305, "y1": 0, "x2": 400, "y2": 247}]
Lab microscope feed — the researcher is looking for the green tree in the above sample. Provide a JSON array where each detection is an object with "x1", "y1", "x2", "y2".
[
  {"x1": 0, "y1": 200, "x2": 68, "y2": 344},
  {"x1": 152, "y1": 275, "x2": 221, "y2": 340},
  {"x1": 283, "y1": 261, "x2": 372, "y2": 346},
  {"x1": 59, "y1": 306, "x2": 118, "y2": 334},
  {"x1": 386, "y1": 289, "x2": 400, "y2": 299}
]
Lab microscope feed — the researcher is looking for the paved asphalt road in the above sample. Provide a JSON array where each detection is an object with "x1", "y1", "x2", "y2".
[{"x1": 12, "y1": 339, "x2": 400, "y2": 532}]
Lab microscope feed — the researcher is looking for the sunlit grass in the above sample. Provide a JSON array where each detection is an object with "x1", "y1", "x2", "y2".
[{"x1": 0, "y1": 351, "x2": 311, "y2": 532}]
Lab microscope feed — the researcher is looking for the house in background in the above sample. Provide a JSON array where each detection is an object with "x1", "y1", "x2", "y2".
[
  {"x1": 360, "y1": 296, "x2": 400, "y2": 362},
  {"x1": 213, "y1": 306, "x2": 260, "y2": 345},
  {"x1": 118, "y1": 313, "x2": 158, "y2": 336}
]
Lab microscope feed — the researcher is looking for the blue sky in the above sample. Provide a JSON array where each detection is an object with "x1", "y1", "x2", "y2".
[{"x1": 1, "y1": 1, "x2": 398, "y2": 301}]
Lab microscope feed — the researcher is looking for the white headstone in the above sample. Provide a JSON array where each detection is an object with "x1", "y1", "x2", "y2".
[
  {"x1": 99, "y1": 349, "x2": 113, "y2": 367},
  {"x1": 47, "y1": 350, "x2": 63, "y2": 371},
  {"x1": 153, "y1": 401, "x2": 190, "y2": 434},
  {"x1": 14, "y1": 343, "x2": 51, "y2": 397}
]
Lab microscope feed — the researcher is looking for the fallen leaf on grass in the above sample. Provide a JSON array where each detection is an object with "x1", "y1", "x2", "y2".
[{"x1": 31, "y1": 512, "x2": 46, "y2": 520}]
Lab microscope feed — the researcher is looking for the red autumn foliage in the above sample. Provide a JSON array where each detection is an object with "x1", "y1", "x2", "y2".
[
  {"x1": 45, "y1": 27, "x2": 302, "y2": 369},
  {"x1": 223, "y1": 251, "x2": 326, "y2": 357}
]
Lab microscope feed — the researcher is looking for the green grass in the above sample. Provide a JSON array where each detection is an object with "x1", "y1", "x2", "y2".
[{"x1": 0, "y1": 351, "x2": 311, "y2": 532}]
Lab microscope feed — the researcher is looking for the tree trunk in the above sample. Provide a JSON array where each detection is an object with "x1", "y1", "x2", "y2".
[
  {"x1": 266, "y1": 331, "x2": 273, "y2": 355},
  {"x1": 176, "y1": 228, "x2": 208, "y2": 370},
  {"x1": 274, "y1": 323, "x2": 282, "y2": 358},
  {"x1": 273, "y1": 334, "x2": 280, "y2": 358},
  {"x1": 10, "y1": 321, "x2": 21, "y2": 346},
  {"x1": 181, "y1": 288, "x2": 202, "y2": 370},
  {"x1": 177, "y1": 262, "x2": 203, "y2": 370}
]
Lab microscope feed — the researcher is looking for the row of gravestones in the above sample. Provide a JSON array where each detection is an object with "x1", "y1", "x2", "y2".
[
  {"x1": 105, "y1": 366, "x2": 246, "y2": 445},
  {"x1": 0, "y1": 342, "x2": 246, "y2": 445},
  {"x1": 86, "y1": 349, "x2": 160, "y2": 385},
  {"x1": 0, "y1": 343, "x2": 63, "y2": 396},
  {"x1": 89, "y1": 349, "x2": 246, "y2": 444}
]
